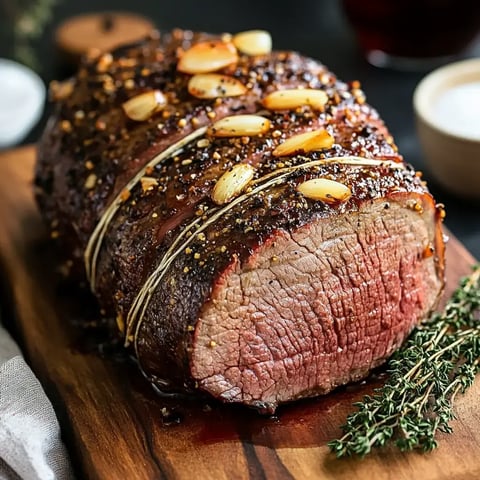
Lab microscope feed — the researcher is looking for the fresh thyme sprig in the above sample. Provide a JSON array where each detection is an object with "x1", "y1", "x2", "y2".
[{"x1": 329, "y1": 264, "x2": 480, "y2": 458}]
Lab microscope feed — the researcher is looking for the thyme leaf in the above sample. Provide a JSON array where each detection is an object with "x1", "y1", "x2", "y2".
[{"x1": 328, "y1": 264, "x2": 480, "y2": 458}]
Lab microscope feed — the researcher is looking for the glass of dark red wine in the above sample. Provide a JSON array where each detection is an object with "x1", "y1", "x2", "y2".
[{"x1": 341, "y1": 0, "x2": 480, "y2": 70}]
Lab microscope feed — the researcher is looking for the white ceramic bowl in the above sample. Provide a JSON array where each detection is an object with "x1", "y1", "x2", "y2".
[
  {"x1": 413, "y1": 58, "x2": 480, "y2": 198},
  {"x1": 0, "y1": 58, "x2": 46, "y2": 148}
]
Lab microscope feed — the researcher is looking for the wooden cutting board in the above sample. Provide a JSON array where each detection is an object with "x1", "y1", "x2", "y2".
[{"x1": 0, "y1": 145, "x2": 478, "y2": 480}]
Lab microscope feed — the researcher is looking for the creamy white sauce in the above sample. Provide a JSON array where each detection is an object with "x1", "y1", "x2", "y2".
[
  {"x1": 0, "y1": 59, "x2": 45, "y2": 147},
  {"x1": 432, "y1": 82, "x2": 480, "y2": 140}
]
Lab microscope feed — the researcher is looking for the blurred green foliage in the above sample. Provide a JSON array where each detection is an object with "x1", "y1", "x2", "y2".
[{"x1": 1, "y1": 0, "x2": 58, "y2": 70}]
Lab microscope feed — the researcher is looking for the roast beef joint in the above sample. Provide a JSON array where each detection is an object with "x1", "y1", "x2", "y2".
[{"x1": 36, "y1": 29, "x2": 445, "y2": 412}]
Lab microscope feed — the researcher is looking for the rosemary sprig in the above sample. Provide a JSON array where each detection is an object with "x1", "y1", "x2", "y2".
[{"x1": 328, "y1": 264, "x2": 480, "y2": 458}]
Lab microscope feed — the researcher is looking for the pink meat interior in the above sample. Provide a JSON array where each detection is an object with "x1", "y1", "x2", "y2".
[{"x1": 191, "y1": 197, "x2": 442, "y2": 409}]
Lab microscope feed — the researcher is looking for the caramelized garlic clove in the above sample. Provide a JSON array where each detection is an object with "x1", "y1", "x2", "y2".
[
  {"x1": 211, "y1": 163, "x2": 255, "y2": 205},
  {"x1": 297, "y1": 178, "x2": 351, "y2": 204},
  {"x1": 273, "y1": 129, "x2": 334, "y2": 157},
  {"x1": 177, "y1": 41, "x2": 238, "y2": 74},
  {"x1": 208, "y1": 114, "x2": 271, "y2": 137}
]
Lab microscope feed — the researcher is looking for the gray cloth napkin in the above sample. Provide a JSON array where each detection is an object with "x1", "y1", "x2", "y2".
[{"x1": 0, "y1": 324, "x2": 74, "y2": 480}]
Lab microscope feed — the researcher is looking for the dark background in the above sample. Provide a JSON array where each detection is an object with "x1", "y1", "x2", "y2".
[{"x1": 1, "y1": 0, "x2": 479, "y2": 258}]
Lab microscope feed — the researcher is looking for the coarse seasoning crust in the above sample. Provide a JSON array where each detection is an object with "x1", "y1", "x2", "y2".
[{"x1": 36, "y1": 28, "x2": 445, "y2": 411}]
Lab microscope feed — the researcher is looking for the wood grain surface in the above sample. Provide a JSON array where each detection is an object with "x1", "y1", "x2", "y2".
[{"x1": 0, "y1": 146, "x2": 478, "y2": 480}]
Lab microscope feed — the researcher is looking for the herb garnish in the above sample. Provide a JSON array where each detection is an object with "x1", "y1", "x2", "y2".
[{"x1": 329, "y1": 264, "x2": 480, "y2": 457}]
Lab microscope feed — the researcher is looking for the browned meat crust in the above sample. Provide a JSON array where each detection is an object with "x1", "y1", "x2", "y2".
[{"x1": 35, "y1": 29, "x2": 445, "y2": 411}]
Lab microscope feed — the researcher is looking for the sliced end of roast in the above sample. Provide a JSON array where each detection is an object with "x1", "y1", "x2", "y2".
[{"x1": 190, "y1": 195, "x2": 443, "y2": 411}]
